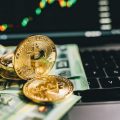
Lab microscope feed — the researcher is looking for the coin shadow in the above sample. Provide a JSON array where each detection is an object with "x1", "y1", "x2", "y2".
[
  {"x1": 18, "y1": 93, "x2": 54, "y2": 108},
  {"x1": 18, "y1": 93, "x2": 32, "y2": 103}
]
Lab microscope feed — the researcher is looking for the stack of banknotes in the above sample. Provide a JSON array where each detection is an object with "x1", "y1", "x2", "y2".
[{"x1": 0, "y1": 44, "x2": 89, "y2": 120}]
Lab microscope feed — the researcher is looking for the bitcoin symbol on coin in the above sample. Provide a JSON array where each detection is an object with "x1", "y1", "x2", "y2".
[
  {"x1": 12, "y1": 35, "x2": 74, "y2": 103},
  {"x1": 13, "y1": 35, "x2": 57, "y2": 80},
  {"x1": 23, "y1": 75, "x2": 73, "y2": 102},
  {"x1": 0, "y1": 35, "x2": 74, "y2": 103}
]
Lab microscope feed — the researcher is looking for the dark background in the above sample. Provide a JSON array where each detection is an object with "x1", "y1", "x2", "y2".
[
  {"x1": 0, "y1": 0, "x2": 99, "y2": 33},
  {"x1": 0, "y1": 0, "x2": 120, "y2": 45}
]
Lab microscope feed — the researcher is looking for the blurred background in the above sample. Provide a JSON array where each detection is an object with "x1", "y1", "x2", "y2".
[{"x1": 0, "y1": 0, "x2": 120, "y2": 45}]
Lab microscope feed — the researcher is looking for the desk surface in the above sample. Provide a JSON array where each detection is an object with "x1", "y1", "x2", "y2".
[{"x1": 67, "y1": 102, "x2": 120, "y2": 120}]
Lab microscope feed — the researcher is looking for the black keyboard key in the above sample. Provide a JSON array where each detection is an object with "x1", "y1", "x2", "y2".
[
  {"x1": 114, "y1": 59, "x2": 120, "y2": 68},
  {"x1": 80, "y1": 51, "x2": 93, "y2": 59},
  {"x1": 105, "y1": 68, "x2": 120, "y2": 77},
  {"x1": 81, "y1": 50, "x2": 117, "y2": 69},
  {"x1": 80, "y1": 51, "x2": 97, "y2": 69},
  {"x1": 87, "y1": 78, "x2": 99, "y2": 88},
  {"x1": 85, "y1": 68, "x2": 106, "y2": 78},
  {"x1": 109, "y1": 50, "x2": 120, "y2": 67},
  {"x1": 75, "y1": 48, "x2": 120, "y2": 102},
  {"x1": 92, "y1": 50, "x2": 106, "y2": 67},
  {"x1": 81, "y1": 59, "x2": 97, "y2": 69},
  {"x1": 113, "y1": 57, "x2": 120, "y2": 67},
  {"x1": 99, "y1": 77, "x2": 120, "y2": 88},
  {"x1": 93, "y1": 51, "x2": 116, "y2": 68}
]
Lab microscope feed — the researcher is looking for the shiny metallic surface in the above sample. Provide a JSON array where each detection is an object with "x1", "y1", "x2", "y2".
[
  {"x1": 14, "y1": 35, "x2": 57, "y2": 80},
  {"x1": 23, "y1": 75, "x2": 74, "y2": 103}
]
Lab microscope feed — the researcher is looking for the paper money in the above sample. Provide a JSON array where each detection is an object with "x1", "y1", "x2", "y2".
[
  {"x1": 0, "y1": 44, "x2": 87, "y2": 120},
  {"x1": 0, "y1": 44, "x2": 15, "y2": 57},
  {"x1": 0, "y1": 44, "x2": 7, "y2": 56},
  {"x1": 0, "y1": 93, "x2": 80, "y2": 120},
  {"x1": 50, "y1": 44, "x2": 89, "y2": 91},
  {"x1": 0, "y1": 44, "x2": 89, "y2": 93}
]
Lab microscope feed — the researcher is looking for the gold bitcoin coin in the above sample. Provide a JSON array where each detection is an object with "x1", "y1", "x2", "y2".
[
  {"x1": 0, "y1": 68, "x2": 21, "y2": 80},
  {"x1": 13, "y1": 35, "x2": 57, "y2": 80},
  {"x1": 0, "y1": 53, "x2": 20, "y2": 80},
  {"x1": 23, "y1": 75, "x2": 73, "y2": 103},
  {"x1": 0, "y1": 53, "x2": 14, "y2": 71}
]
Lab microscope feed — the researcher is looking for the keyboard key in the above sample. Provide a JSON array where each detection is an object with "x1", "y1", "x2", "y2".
[
  {"x1": 87, "y1": 78, "x2": 99, "y2": 88},
  {"x1": 85, "y1": 68, "x2": 106, "y2": 78},
  {"x1": 77, "y1": 49, "x2": 120, "y2": 102},
  {"x1": 93, "y1": 50, "x2": 116, "y2": 68},
  {"x1": 81, "y1": 58, "x2": 97, "y2": 69},
  {"x1": 81, "y1": 50, "x2": 117, "y2": 69},
  {"x1": 80, "y1": 51, "x2": 97, "y2": 69},
  {"x1": 105, "y1": 68, "x2": 120, "y2": 77},
  {"x1": 109, "y1": 50, "x2": 120, "y2": 67},
  {"x1": 99, "y1": 77, "x2": 120, "y2": 88}
]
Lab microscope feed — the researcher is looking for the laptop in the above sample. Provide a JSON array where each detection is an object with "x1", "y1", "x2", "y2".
[{"x1": 1, "y1": 0, "x2": 120, "y2": 120}]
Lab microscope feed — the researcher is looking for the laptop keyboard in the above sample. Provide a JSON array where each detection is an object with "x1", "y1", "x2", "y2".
[
  {"x1": 74, "y1": 49, "x2": 120, "y2": 102},
  {"x1": 80, "y1": 50, "x2": 120, "y2": 88}
]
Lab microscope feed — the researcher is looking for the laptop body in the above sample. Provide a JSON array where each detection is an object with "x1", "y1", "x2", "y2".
[{"x1": 1, "y1": 0, "x2": 120, "y2": 120}]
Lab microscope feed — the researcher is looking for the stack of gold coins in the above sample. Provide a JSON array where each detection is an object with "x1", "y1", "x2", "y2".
[
  {"x1": 0, "y1": 35, "x2": 74, "y2": 103},
  {"x1": 0, "y1": 53, "x2": 21, "y2": 80}
]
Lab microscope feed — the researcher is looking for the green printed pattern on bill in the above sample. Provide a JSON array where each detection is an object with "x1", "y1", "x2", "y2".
[
  {"x1": 0, "y1": 44, "x2": 86, "y2": 120},
  {"x1": 0, "y1": 93, "x2": 80, "y2": 120},
  {"x1": 0, "y1": 44, "x2": 89, "y2": 92}
]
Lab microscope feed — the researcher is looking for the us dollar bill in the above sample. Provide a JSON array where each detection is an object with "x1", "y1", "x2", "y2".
[
  {"x1": 0, "y1": 44, "x2": 89, "y2": 92},
  {"x1": 0, "y1": 44, "x2": 85, "y2": 120},
  {"x1": 50, "y1": 44, "x2": 89, "y2": 90},
  {"x1": 0, "y1": 44, "x2": 15, "y2": 57},
  {"x1": 0, "y1": 44, "x2": 7, "y2": 56},
  {"x1": 0, "y1": 92, "x2": 80, "y2": 120}
]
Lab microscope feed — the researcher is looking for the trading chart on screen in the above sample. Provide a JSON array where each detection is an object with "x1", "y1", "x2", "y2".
[{"x1": 0, "y1": 0, "x2": 120, "y2": 39}]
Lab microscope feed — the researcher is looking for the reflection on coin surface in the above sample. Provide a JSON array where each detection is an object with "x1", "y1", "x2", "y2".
[
  {"x1": 23, "y1": 75, "x2": 73, "y2": 103},
  {"x1": 13, "y1": 35, "x2": 56, "y2": 80},
  {"x1": 0, "y1": 53, "x2": 20, "y2": 80},
  {"x1": 0, "y1": 68, "x2": 21, "y2": 80},
  {"x1": 0, "y1": 53, "x2": 14, "y2": 71}
]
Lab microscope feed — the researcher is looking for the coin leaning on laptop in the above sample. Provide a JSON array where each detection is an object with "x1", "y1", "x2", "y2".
[{"x1": 0, "y1": 35, "x2": 74, "y2": 103}]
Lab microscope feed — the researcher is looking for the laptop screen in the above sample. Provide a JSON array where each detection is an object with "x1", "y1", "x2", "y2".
[{"x1": 0, "y1": 0, "x2": 120, "y2": 43}]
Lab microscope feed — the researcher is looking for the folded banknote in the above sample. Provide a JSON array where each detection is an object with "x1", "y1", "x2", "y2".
[{"x1": 0, "y1": 92, "x2": 80, "y2": 120}]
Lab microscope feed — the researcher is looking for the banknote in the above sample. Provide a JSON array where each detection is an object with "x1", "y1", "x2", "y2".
[
  {"x1": 0, "y1": 44, "x2": 15, "y2": 57},
  {"x1": 0, "y1": 92, "x2": 80, "y2": 120},
  {"x1": 0, "y1": 44, "x2": 7, "y2": 56},
  {"x1": 50, "y1": 44, "x2": 89, "y2": 90},
  {"x1": 0, "y1": 44, "x2": 89, "y2": 92},
  {"x1": 0, "y1": 44, "x2": 86, "y2": 120}
]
